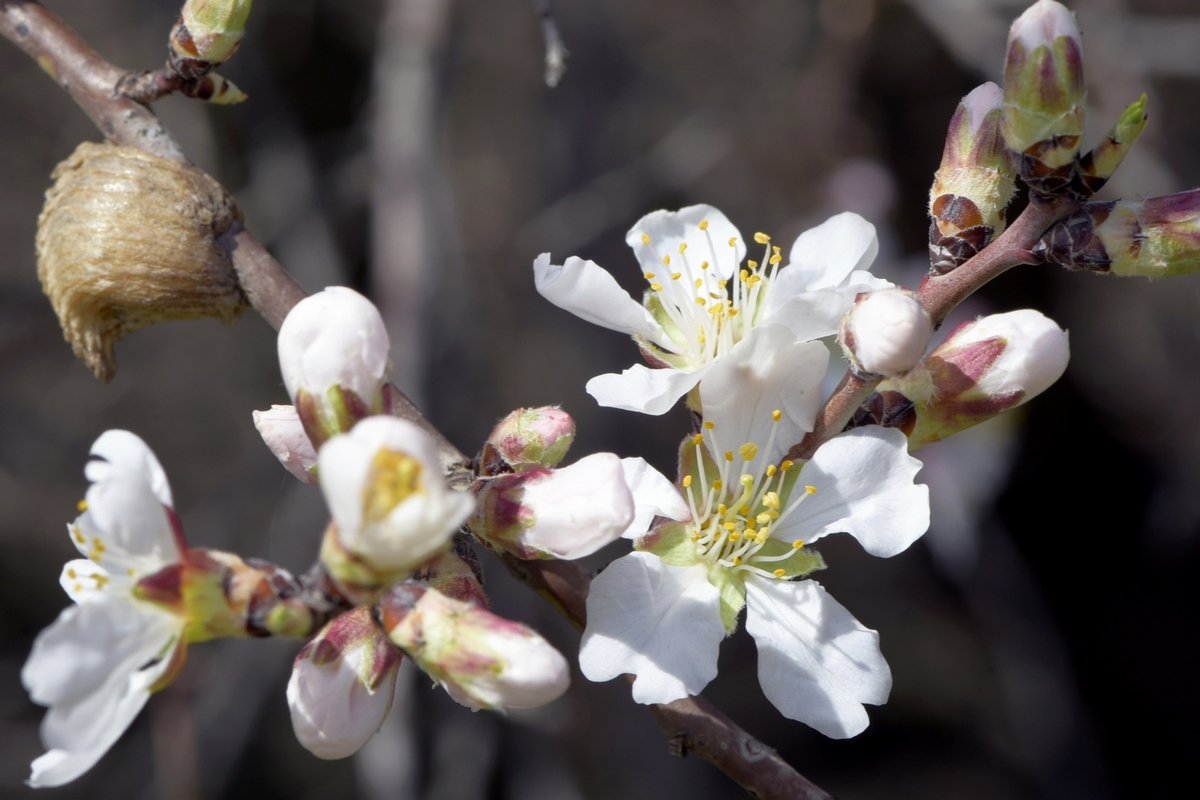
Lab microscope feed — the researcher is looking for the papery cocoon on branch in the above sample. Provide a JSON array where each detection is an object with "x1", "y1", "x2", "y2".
[
  {"x1": 1034, "y1": 190, "x2": 1200, "y2": 278},
  {"x1": 1002, "y1": 0, "x2": 1086, "y2": 195},
  {"x1": 877, "y1": 309, "x2": 1069, "y2": 449},
  {"x1": 839, "y1": 289, "x2": 933, "y2": 377},
  {"x1": 479, "y1": 406, "x2": 576, "y2": 475},
  {"x1": 929, "y1": 83, "x2": 1016, "y2": 274},
  {"x1": 317, "y1": 417, "x2": 474, "y2": 598},
  {"x1": 472, "y1": 452, "x2": 635, "y2": 560},
  {"x1": 278, "y1": 287, "x2": 390, "y2": 446},
  {"x1": 287, "y1": 607, "x2": 401, "y2": 760},
  {"x1": 36, "y1": 142, "x2": 245, "y2": 382},
  {"x1": 379, "y1": 584, "x2": 570, "y2": 711}
]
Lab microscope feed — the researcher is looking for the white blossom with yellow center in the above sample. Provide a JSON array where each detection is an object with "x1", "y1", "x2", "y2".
[
  {"x1": 534, "y1": 204, "x2": 890, "y2": 414},
  {"x1": 23, "y1": 431, "x2": 186, "y2": 787},
  {"x1": 579, "y1": 336, "x2": 930, "y2": 737}
]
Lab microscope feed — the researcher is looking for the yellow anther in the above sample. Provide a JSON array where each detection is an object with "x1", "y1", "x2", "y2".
[
  {"x1": 94, "y1": 574, "x2": 108, "y2": 588},
  {"x1": 728, "y1": 237, "x2": 737, "y2": 247},
  {"x1": 694, "y1": 278, "x2": 704, "y2": 289},
  {"x1": 732, "y1": 556, "x2": 742, "y2": 566},
  {"x1": 695, "y1": 297, "x2": 707, "y2": 306},
  {"x1": 701, "y1": 260, "x2": 711, "y2": 270},
  {"x1": 769, "y1": 253, "x2": 783, "y2": 265},
  {"x1": 717, "y1": 503, "x2": 728, "y2": 515},
  {"x1": 93, "y1": 539, "x2": 106, "y2": 553},
  {"x1": 763, "y1": 491, "x2": 781, "y2": 509},
  {"x1": 690, "y1": 532, "x2": 701, "y2": 542},
  {"x1": 671, "y1": 272, "x2": 682, "y2": 280},
  {"x1": 709, "y1": 291, "x2": 721, "y2": 300},
  {"x1": 718, "y1": 278, "x2": 728, "y2": 288},
  {"x1": 678, "y1": 242, "x2": 688, "y2": 254},
  {"x1": 744, "y1": 528, "x2": 756, "y2": 539},
  {"x1": 781, "y1": 460, "x2": 795, "y2": 471},
  {"x1": 699, "y1": 220, "x2": 710, "y2": 231},
  {"x1": 72, "y1": 583, "x2": 82, "y2": 594},
  {"x1": 773, "y1": 568, "x2": 786, "y2": 578},
  {"x1": 71, "y1": 527, "x2": 85, "y2": 544},
  {"x1": 772, "y1": 245, "x2": 782, "y2": 255},
  {"x1": 66, "y1": 567, "x2": 77, "y2": 579},
  {"x1": 805, "y1": 485, "x2": 817, "y2": 495},
  {"x1": 756, "y1": 512, "x2": 772, "y2": 526},
  {"x1": 683, "y1": 475, "x2": 693, "y2": 488},
  {"x1": 662, "y1": 255, "x2": 671, "y2": 266},
  {"x1": 723, "y1": 521, "x2": 737, "y2": 531},
  {"x1": 691, "y1": 433, "x2": 704, "y2": 446},
  {"x1": 739, "y1": 442, "x2": 759, "y2": 461},
  {"x1": 728, "y1": 308, "x2": 739, "y2": 317},
  {"x1": 76, "y1": 498, "x2": 88, "y2": 512},
  {"x1": 766, "y1": 464, "x2": 777, "y2": 477},
  {"x1": 757, "y1": 531, "x2": 769, "y2": 544},
  {"x1": 728, "y1": 532, "x2": 741, "y2": 542},
  {"x1": 703, "y1": 420, "x2": 715, "y2": 429},
  {"x1": 712, "y1": 479, "x2": 724, "y2": 491},
  {"x1": 747, "y1": 260, "x2": 759, "y2": 270},
  {"x1": 651, "y1": 282, "x2": 664, "y2": 292},
  {"x1": 793, "y1": 539, "x2": 806, "y2": 549},
  {"x1": 641, "y1": 233, "x2": 651, "y2": 245},
  {"x1": 771, "y1": 409, "x2": 782, "y2": 422},
  {"x1": 746, "y1": 275, "x2": 762, "y2": 286},
  {"x1": 739, "y1": 269, "x2": 749, "y2": 282},
  {"x1": 724, "y1": 451, "x2": 734, "y2": 462},
  {"x1": 643, "y1": 271, "x2": 656, "y2": 280},
  {"x1": 754, "y1": 232, "x2": 771, "y2": 244}
]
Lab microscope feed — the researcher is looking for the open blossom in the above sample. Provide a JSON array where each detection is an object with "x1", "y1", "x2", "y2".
[
  {"x1": 22, "y1": 431, "x2": 188, "y2": 787},
  {"x1": 318, "y1": 417, "x2": 475, "y2": 594},
  {"x1": 578, "y1": 330, "x2": 930, "y2": 737},
  {"x1": 534, "y1": 205, "x2": 890, "y2": 414}
]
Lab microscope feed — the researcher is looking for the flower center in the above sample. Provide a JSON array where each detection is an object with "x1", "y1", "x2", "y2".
[
  {"x1": 636, "y1": 223, "x2": 783, "y2": 366},
  {"x1": 680, "y1": 409, "x2": 816, "y2": 580},
  {"x1": 363, "y1": 449, "x2": 425, "y2": 523}
]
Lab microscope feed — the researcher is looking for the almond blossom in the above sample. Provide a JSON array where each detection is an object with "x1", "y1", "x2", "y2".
[
  {"x1": 22, "y1": 431, "x2": 188, "y2": 787},
  {"x1": 578, "y1": 326, "x2": 930, "y2": 737},
  {"x1": 534, "y1": 205, "x2": 890, "y2": 414}
]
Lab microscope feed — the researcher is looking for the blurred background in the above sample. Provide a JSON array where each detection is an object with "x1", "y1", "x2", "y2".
[{"x1": 2, "y1": 0, "x2": 1199, "y2": 797}]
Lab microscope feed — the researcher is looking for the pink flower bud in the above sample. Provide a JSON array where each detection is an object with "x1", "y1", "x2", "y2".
[
  {"x1": 380, "y1": 584, "x2": 569, "y2": 711},
  {"x1": 287, "y1": 607, "x2": 402, "y2": 760},
  {"x1": 474, "y1": 452, "x2": 635, "y2": 560},
  {"x1": 480, "y1": 406, "x2": 576, "y2": 474},
  {"x1": 252, "y1": 404, "x2": 317, "y2": 483},
  {"x1": 839, "y1": 289, "x2": 933, "y2": 376}
]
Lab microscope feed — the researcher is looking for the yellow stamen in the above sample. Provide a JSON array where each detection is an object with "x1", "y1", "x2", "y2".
[
  {"x1": 724, "y1": 451, "x2": 734, "y2": 462},
  {"x1": 739, "y1": 442, "x2": 759, "y2": 461},
  {"x1": 683, "y1": 475, "x2": 693, "y2": 488},
  {"x1": 76, "y1": 498, "x2": 88, "y2": 512},
  {"x1": 781, "y1": 460, "x2": 795, "y2": 472},
  {"x1": 678, "y1": 242, "x2": 688, "y2": 254},
  {"x1": 671, "y1": 272, "x2": 682, "y2": 280},
  {"x1": 793, "y1": 539, "x2": 806, "y2": 549},
  {"x1": 651, "y1": 282, "x2": 664, "y2": 292},
  {"x1": 728, "y1": 237, "x2": 737, "y2": 247},
  {"x1": 712, "y1": 479, "x2": 723, "y2": 491},
  {"x1": 699, "y1": 220, "x2": 709, "y2": 231},
  {"x1": 703, "y1": 420, "x2": 715, "y2": 430},
  {"x1": 641, "y1": 233, "x2": 651, "y2": 245},
  {"x1": 643, "y1": 271, "x2": 656, "y2": 280},
  {"x1": 691, "y1": 434, "x2": 704, "y2": 445},
  {"x1": 747, "y1": 259, "x2": 759, "y2": 270},
  {"x1": 363, "y1": 448, "x2": 426, "y2": 524},
  {"x1": 771, "y1": 409, "x2": 782, "y2": 422},
  {"x1": 754, "y1": 232, "x2": 771, "y2": 244},
  {"x1": 662, "y1": 255, "x2": 671, "y2": 266},
  {"x1": 805, "y1": 485, "x2": 817, "y2": 495},
  {"x1": 701, "y1": 260, "x2": 711, "y2": 271},
  {"x1": 773, "y1": 568, "x2": 786, "y2": 578}
]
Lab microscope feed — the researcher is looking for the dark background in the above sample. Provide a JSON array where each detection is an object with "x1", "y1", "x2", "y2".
[{"x1": 2, "y1": 1, "x2": 1198, "y2": 798}]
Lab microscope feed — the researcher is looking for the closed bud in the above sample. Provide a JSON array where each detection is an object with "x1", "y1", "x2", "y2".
[
  {"x1": 473, "y1": 452, "x2": 635, "y2": 560},
  {"x1": 879, "y1": 309, "x2": 1069, "y2": 448},
  {"x1": 480, "y1": 407, "x2": 576, "y2": 475},
  {"x1": 170, "y1": 0, "x2": 253, "y2": 74},
  {"x1": 278, "y1": 287, "x2": 391, "y2": 447},
  {"x1": 379, "y1": 584, "x2": 569, "y2": 711},
  {"x1": 1035, "y1": 190, "x2": 1200, "y2": 277},
  {"x1": 36, "y1": 142, "x2": 245, "y2": 382},
  {"x1": 929, "y1": 83, "x2": 1016, "y2": 273},
  {"x1": 287, "y1": 607, "x2": 401, "y2": 760},
  {"x1": 1076, "y1": 94, "x2": 1148, "y2": 196},
  {"x1": 1002, "y1": 0, "x2": 1086, "y2": 196},
  {"x1": 839, "y1": 289, "x2": 933, "y2": 377},
  {"x1": 317, "y1": 418, "x2": 475, "y2": 600},
  {"x1": 414, "y1": 547, "x2": 488, "y2": 608},
  {"x1": 252, "y1": 405, "x2": 317, "y2": 483}
]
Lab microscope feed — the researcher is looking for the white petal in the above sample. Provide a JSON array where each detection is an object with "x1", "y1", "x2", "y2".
[
  {"x1": 626, "y1": 205, "x2": 745, "y2": 281},
  {"x1": 579, "y1": 552, "x2": 724, "y2": 705},
  {"x1": 784, "y1": 212, "x2": 879, "y2": 291},
  {"x1": 586, "y1": 363, "x2": 705, "y2": 416},
  {"x1": 699, "y1": 325, "x2": 829, "y2": 467},
  {"x1": 278, "y1": 287, "x2": 390, "y2": 404},
  {"x1": 77, "y1": 468, "x2": 179, "y2": 575},
  {"x1": 779, "y1": 427, "x2": 930, "y2": 558},
  {"x1": 520, "y1": 453, "x2": 635, "y2": 559},
  {"x1": 85, "y1": 430, "x2": 172, "y2": 508},
  {"x1": 618, "y1": 457, "x2": 690, "y2": 540},
  {"x1": 533, "y1": 254, "x2": 673, "y2": 350},
  {"x1": 58, "y1": 559, "x2": 131, "y2": 604},
  {"x1": 745, "y1": 578, "x2": 890, "y2": 739},
  {"x1": 253, "y1": 405, "x2": 318, "y2": 483}
]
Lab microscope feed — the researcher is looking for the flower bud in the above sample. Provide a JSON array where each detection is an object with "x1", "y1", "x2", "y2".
[
  {"x1": 1002, "y1": 0, "x2": 1086, "y2": 196},
  {"x1": 929, "y1": 83, "x2": 1017, "y2": 274},
  {"x1": 879, "y1": 309, "x2": 1069, "y2": 449},
  {"x1": 379, "y1": 584, "x2": 569, "y2": 711},
  {"x1": 36, "y1": 142, "x2": 245, "y2": 382},
  {"x1": 1035, "y1": 190, "x2": 1200, "y2": 278},
  {"x1": 479, "y1": 407, "x2": 576, "y2": 475},
  {"x1": 253, "y1": 405, "x2": 317, "y2": 483},
  {"x1": 278, "y1": 287, "x2": 391, "y2": 447},
  {"x1": 473, "y1": 453, "x2": 635, "y2": 560},
  {"x1": 414, "y1": 547, "x2": 488, "y2": 608},
  {"x1": 839, "y1": 289, "x2": 933, "y2": 377},
  {"x1": 170, "y1": 0, "x2": 253, "y2": 74},
  {"x1": 1076, "y1": 94, "x2": 1148, "y2": 196},
  {"x1": 287, "y1": 607, "x2": 401, "y2": 760},
  {"x1": 317, "y1": 417, "x2": 474, "y2": 598}
]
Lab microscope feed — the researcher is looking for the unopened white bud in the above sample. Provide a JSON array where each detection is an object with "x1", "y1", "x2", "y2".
[
  {"x1": 380, "y1": 585, "x2": 569, "y2": 711},
  {"x1": 287, "y1": 607, "x2": 401, "y2": 760},
  {"x1": 839, "y1": 289, "x2": 933, "y2": 376},
  {"x1": 252, "y1": 404, "x2": 317, "y2": 483}
]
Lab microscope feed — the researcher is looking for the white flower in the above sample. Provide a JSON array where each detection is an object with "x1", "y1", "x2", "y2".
[
  {"x1": 578, "y1": 330, "x2": 930, "y2": 737},
  {"x1": 287, "y1": 607, "x2": 402, "y2": 760},
  {"x1": 22, "y1": 431, "x2": 187, "y2": 787},
  {"x1": 252, "y1": 404, "x2": 318, "y2": 483},
  {"x1": 318, "y1": 417, "x2": 475, "y2": 576},
  {"x1": 276, "y1": 287, "x2": 391, "y2": 444},
  {"x1": 534, "y1": 205, "x2": 889, "y2": 414},
  {"x1": 839, "y1": 288, "x2": 933, "y2": 376},
  {"x1": 381, "y1": 584, "x2": 570, "y2": 711}
]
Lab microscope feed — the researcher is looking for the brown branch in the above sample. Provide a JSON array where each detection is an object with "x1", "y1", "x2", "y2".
[{"x1": 0, "y1": 3, "x2": 824, "y2": 797}]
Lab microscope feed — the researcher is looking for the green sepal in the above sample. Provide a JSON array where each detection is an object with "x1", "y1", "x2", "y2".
[
  {"x1": 707, "y1": 566, "x2": 746, "y2": 634},
  {"x1": 754, "y1": 540, "x2": 827, "y2": 579},
  {"x1": 636, "y1": 521, "x2": 699, "y2": 567}
]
